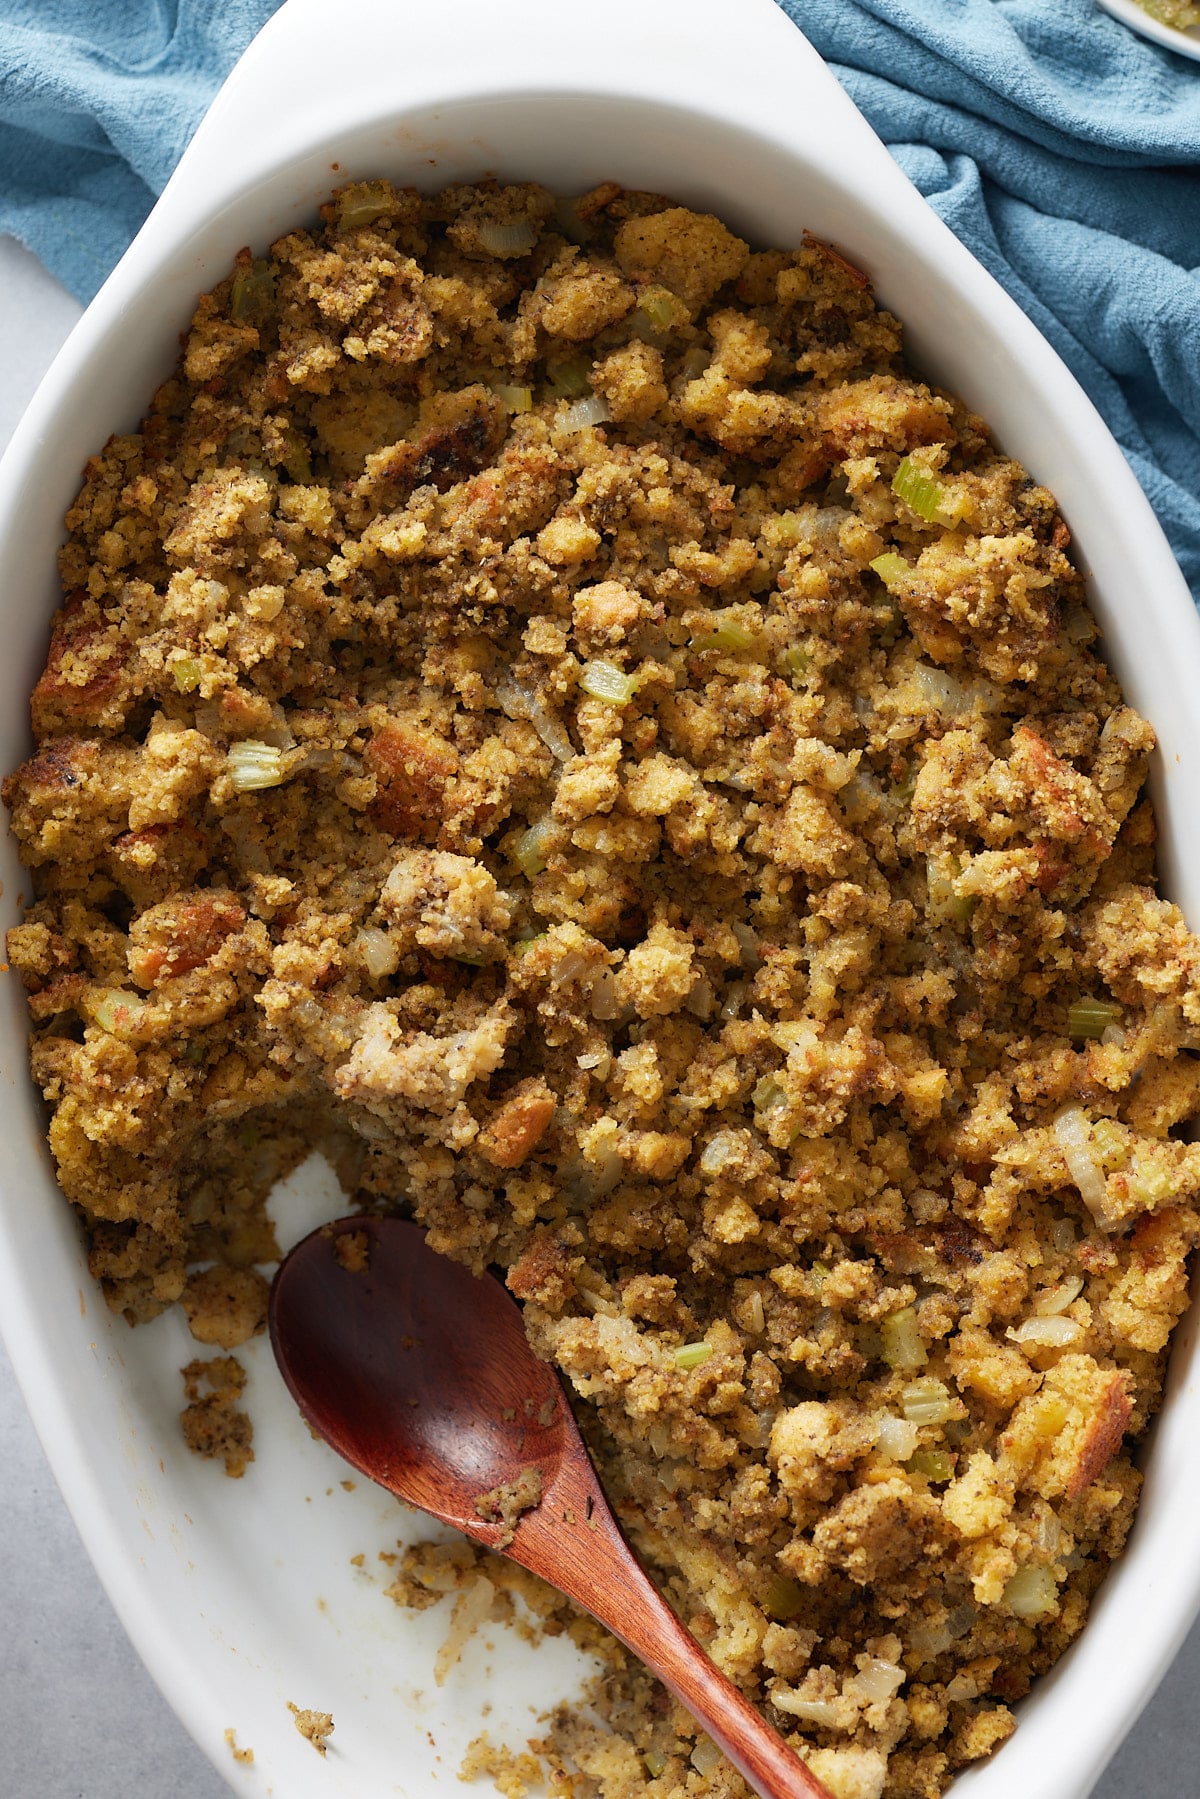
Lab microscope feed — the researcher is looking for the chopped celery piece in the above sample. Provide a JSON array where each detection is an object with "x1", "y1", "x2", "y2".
[
  {"x1": 636, "y1": 287, "x2": 683, "y2": 332},
  {"x1": 752, "y1": 1075, "x2": 788, "y2": 1115},
  {"x1": 870, "y1": 552, "x2": 911, "y2": 591},
  {"x1": 548, "y1": 355, "x2": 593, "y2": 398},
  {"x1": 784, "y1": 645, "x2": 811, "y2": 680},
  {"x1": 337, "y1": 181, "x2": 394, "y2": 228},
  {"x1": 580, "y1": 659, "x2": 638, "y2": 705},
  {"x1": 900, "y1": 1377, "x2": 956, "y2": 1425},
  {"x1": 892, "y1": 457, "x2": 945, "y2": 523},
  {"x1": 643, "y1": 1752, "x2": 668, "y2": 1780},
  {"x1": 513, "y1": 819, "x2": 556, "y2": 877},
  {"x1": 281, "y1": 432, "x2": 312, "y2": 483},
  {"x1": 763, "y1": 1574, "x2": 807, "y2": 1621},
  {"x1": 881, "y1": 1305, "x2": 927, "y2": 1370},
  {"x1": 494, "y1": 384, "x2": 534, "y2": 414},
  {"x1": 89, "y1": 989, "x2": 147, "y2": 1036},
  {"x1": 1130, "y1": 1160, "x2": 1174, "y2": 1207},
  {"x1": 674, "y1": 1341, "x2": 713, "y2": 1372},
  {"x1": 229, "y1": 258, "x2": 275, "y2": 326},
  {"x1": 906, "y1": 1449, "x2": 954, "y2": 1484},
  {"x1": 1088, "y1": 1118, "x2": 1129, "y2": 1170},
  {"x1": 1067, "y1": 998, "x2": 1122, "y2": 1041},
  {"x1": 689, "y1": 615, "x2": 761, "y2": 654},
  {"x1": 170, "y1": 656, "x2": 202, "y2": 694}
]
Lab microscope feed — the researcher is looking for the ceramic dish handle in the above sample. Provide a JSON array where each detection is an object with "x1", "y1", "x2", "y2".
[{"x1": 162, "y1": 0, "x2": 886, "y2": 219}]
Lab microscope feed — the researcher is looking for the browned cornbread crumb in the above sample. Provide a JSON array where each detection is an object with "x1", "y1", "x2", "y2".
[
  {"x1": 223, "y1": 1726, "x2": 254, "y2": 1766},
  {"x1": 181, "y1": 1356, "x2": 253, "y2": 1478},
  {"x1": 288, "y1": 1702, "x2": 334, "y2": 1755},
  {"x1": 7, "y1": 175, "x2": 1200, "y2": 1799}
]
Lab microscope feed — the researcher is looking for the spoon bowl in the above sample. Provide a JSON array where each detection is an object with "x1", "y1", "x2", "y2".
[{"x1": 270, "y1": 1215, "x2": 834, "y2": 1799}]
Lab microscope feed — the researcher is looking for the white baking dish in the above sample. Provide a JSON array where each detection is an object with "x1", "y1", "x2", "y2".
[{"x1": 2, "y1": 1, "x2": 1199, "y2": 1793}]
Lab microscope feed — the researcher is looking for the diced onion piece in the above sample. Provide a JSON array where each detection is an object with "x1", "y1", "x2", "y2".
[
  {"x1": 674, "y1": 1341, "x2": 713, "y2": 1372},
  {"x1": 495, "y1": 674, "x2": 575, "y2": 761},
  {"x1": 1050, "y1": 1217, "x2": 1077, "y2": 1254},
  {"x1": 763, "y1": 1573, "x2": 806, "y2": 1621},
  {"x1": 1067, "y1": 997, "x2": 1122, "y2": 1041},
  {"x1": 513, "y1": 817, "x2": 556, "y2": 878},
  {"x1": 1007, "y1": 1316, "x2": 1084, "y2": 1348},
  {"x1": 89, "y1": 988, "x2": 148, "y2": 1036},
  {"x1": 1034, "y1": 1275, "x2": 1085, "y2": 1317},
  {"x1": 870, "y1": 551, "x2": 911, "y2": 590},
  {"x1": 433, "y1": 1573, "x2": 496, "y2": 1685},
  {"x1": 476, "y1": 219, "x2": 538, "y2": 257},
  {"x1": 881, "y1": 1305, "x2": 927, "y2": 1370},
  {"x1": 851, "y1": 1657, "x2": 906, "y2": 1703},
  {"x1": 227, "y1": 740, "x2": 287, "y2": 791},
  {"x1": 733, "y1": 921, "x2": 763, "y2": 970},
  {"x1": 588, "y1": 966, "x2": 619, "y2": 1021},
  {"x1": 1003, "y1": 1565, "x2": 1059, "y2": 1620},
  {"x1": 354, "y1": 926, "x2": 399, "y2": 979},
  {"x1": 580, "y1": 658, "x2": 638, "y2": 705},
  {"x1": 494, "y1": 384, "x2": 533, "y2": 413},
  {"x1": 876, "y1": 1413, "x2": 921, "y2": 1461},
  {"x1": 699, "y1": 1130, "x2": 741, "y2": 1178},
  {"x1": 557, "y1": 394, "x2": 612, "y2": 433},
  {"x1": 170, "y1": 655, "x2": 202, "y2": 694},
  {"x1": 906, "y1": 1449, "x2": 954, "y2": 1484},
  {"x1": 900, "y1": 1377, "x2": 956, "y2": 1426},
  {"x1": 690, "y1": 1739, "x2": 723, "y2": 1777},
  {"x1": 771, "y1": 1694, "x2": 843, "y2": 1726},
  {"x1": 912, "y1": 662, "x2": 967, "y2": 716},
  {"x1": 1052, "y1": 1105, "x2": 1111, "y2": 1222}
]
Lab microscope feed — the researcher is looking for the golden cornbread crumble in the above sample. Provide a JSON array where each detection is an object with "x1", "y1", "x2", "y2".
[{"x1": 6, "y1": 175, "x2": 1200, "y2": 1799}]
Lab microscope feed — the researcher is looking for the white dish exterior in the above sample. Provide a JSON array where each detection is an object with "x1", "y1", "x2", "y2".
[
  {"x1": 2, "y1": 0, "x2": 1200, "y2": 1793},
  {"x1": 1096, "y1": 0, "x2": 1200, "y2": 63}
]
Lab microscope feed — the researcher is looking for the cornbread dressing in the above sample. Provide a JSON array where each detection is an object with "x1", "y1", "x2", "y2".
[{"x1": 7, "y1": 178, "x2": 1200, "y2": 1799}]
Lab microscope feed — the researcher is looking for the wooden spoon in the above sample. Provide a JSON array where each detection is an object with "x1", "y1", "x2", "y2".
[{"x1": 269, "y1": 1216, "x2": 834, "y2": 1799}]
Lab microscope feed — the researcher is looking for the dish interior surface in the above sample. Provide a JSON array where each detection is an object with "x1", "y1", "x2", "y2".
[{"x1": 4, "y1": 72, "x2": 1200, "y2": 1799}]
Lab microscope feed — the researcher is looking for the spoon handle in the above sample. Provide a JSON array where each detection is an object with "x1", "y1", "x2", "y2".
[{"x1": 516, "y1": 1446, "x2": 834, "y2": 1799}]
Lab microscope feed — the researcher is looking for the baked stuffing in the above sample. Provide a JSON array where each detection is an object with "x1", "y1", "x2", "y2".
[{"x1": 7, "y1": 176, "x2": 1200, "y2": 1799}]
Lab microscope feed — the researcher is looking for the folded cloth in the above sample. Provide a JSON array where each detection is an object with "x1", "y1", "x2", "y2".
[{"x1": 1, "y1": 0, "x2": 1198, "y2": 597}]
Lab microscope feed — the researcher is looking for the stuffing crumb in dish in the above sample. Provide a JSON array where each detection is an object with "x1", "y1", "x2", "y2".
[
  {"x1": 180, "y1": 1355, "x2": 254, "y2": 1478},
  {"x1": 288, "y1": 1703, "x2": 335, "y2": 1756},
  {"x1": 473, "y1": 1465, "x2": 544, "y2": 1548},
  {"x1": 7, "y1": 174, "x2": 1200, "y2": 1798},
  {"x1": 223, "y1": 1727, "x2": 254, "y2": 1766}
]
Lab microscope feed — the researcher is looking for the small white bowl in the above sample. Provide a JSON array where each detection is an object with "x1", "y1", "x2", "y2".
[
  {"x1": 1097, "y1": 0, "x2": 1200, "y2": 63},
  {"x1": 3, "y1": 2, "x2": 1200, "y2": 1794}
]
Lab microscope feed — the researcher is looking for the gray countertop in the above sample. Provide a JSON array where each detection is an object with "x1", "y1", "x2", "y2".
[{"x1": 1, "y1": 230, "x2": 1197, "y2": 1799}]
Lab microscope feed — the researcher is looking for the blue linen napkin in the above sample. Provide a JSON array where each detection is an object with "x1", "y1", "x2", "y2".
[{"x1": 1, "y1": 0, "x2": 1198, "y2": 598}]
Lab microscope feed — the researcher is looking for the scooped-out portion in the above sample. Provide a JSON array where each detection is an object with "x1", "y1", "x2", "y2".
[{"x1": 7, "y1": 176, "x2": 1200, "y2": 1799}]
